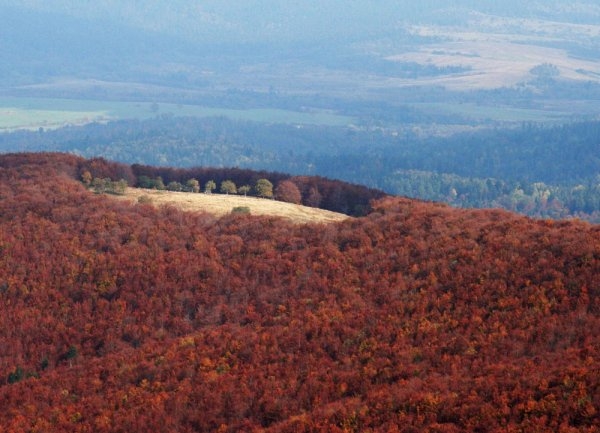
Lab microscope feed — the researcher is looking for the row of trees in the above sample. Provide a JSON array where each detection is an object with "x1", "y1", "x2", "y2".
[
  {"x1": 129, "y1": 163, "x2": 383, "y2": 215},
  {"x1": 81, "y1": 170, "x2": 128, "y2": 195},
  {"x1": 383, "y1": 170, "x2": 600, "y2": 223},
  {"x1": 137, "y1": 175, "x2": 261, "y2": 196},
  {"x1": 134, "y1": 174, "x2": 306, "y2": 203},
  {"x1": 76, "y1": 149, "x2": 600, "y2": 223}
]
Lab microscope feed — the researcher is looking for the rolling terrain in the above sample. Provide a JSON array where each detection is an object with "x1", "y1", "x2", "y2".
[
  {"x1": 3, "y1": 116, "x2": 600, "y2": 222},
  {"x1": 2, "y1": 2, "x2": 600, "y2": 226},
  {"x1": 0, "y1": 153, "x2": 598, "y2": 432}
]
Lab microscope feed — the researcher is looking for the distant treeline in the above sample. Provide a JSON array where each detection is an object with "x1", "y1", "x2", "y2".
[
  {"x1": 2, "y1": 117, "x2": 600, "y2": 220},
  {"x1": 381, "y1": 170, "x2": 600, "y2": 222}
]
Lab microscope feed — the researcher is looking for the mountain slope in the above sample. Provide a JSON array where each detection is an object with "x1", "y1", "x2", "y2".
[{"x1": 0, "y1": 153, "x2": 599, "y2": 432}]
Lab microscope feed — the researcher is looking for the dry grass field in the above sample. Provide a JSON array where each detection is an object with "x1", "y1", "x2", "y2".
[
  {"x1": 386, "y1": 17, "x2": 600, "y2": 91},
  {"x1": 113, "y1": 188, "x2": 350, "y2": 224}
]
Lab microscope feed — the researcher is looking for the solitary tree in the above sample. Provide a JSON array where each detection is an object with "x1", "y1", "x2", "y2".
[
  {"x1": 186, "y1": 178, "x2": 200, "y2": 193},
  {"x1": 167, "y1": 181, "x2": 183, "y2": 192},
  {"x1": 275, "y1": 180, "x2": 302, "y2": 204},
  {"x1": 114, "y1": 179, "x2": 128, "y2": 195},
  {"x1": 238, "y1": 185, "x2": 251, "y2": 196},
  {"x1": 220, "y1": 180, "x2": 237, "y2": 195},
  {"x1": 204, "y1": 180, "x2": 216, "y2": 194},
  {"x1": 255, "y1": 179, "x2": 274, "y2": 198}
]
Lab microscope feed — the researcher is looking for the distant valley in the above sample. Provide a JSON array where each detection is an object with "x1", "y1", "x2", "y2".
[{"x1": 1, "y1": 1, "x2": 600, "y2": 130}]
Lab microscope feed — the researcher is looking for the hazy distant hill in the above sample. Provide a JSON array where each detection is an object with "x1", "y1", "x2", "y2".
[
  {"x1": 6, "y1": 1, "x2": 600, "y2": 44},
  {"x1": 0, "y1": 5, "x2": 199, "y2": 86},
  {"x1": 3, "y1": 0, "x2": 600, "y2": 113},
  {"x1": 3, "y1": 1, "x2": 600, "y2": 79}
]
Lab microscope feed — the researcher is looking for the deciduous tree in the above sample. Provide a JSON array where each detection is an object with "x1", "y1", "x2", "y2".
[
  {"x1": 81, "y1": 170, "x2": 92, "y2": 186},
  {"x1": 186, "y1": 178, "x2": 200, "y2": 193},
  {"x1": 238, "y1": 185, "x2": 251, "y2": 196},
  {"x1": 275, "y1": 180, "x2": 301, "y2": 204},
  {"x1": 255, "y1": 179, "x2": 273, "y2": 198},
  {"x1": 205, "y1": 180, "x2": 216, "y2": 194},
  {"x1": 167, "y1": 181, "x2": 183, "y2": 192},
  {"x1": 220, "y1": 180, "x2": 237, "y2": 195},
  {"x1": 306, "y1": 186, "x2": 322, "y2": 207}
]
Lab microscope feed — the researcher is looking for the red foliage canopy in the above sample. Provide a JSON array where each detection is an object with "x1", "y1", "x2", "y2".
[{"x1": 0, "y1": 153, "x2": 599, "y2": 432}]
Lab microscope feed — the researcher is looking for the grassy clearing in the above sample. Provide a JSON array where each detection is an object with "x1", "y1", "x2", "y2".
[{"x1": 113, "y1": 187, "x2": 350, "y2": 224}]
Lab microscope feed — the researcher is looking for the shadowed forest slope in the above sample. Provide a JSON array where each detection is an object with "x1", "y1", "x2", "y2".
[{"x1": 0, "y1": 153, "x2": 599, "y2": 432}]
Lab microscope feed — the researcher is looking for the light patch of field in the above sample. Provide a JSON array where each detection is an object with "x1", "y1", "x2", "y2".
[
  {"x1": 0, "y1": 93, "x2": 353, "y2": 131},
  {"x1": 114, "y1": 188, "x2": 350, "y2": 224},
  {"x1": 0, "y1": 106, "x2": 109, "y2": 131},
  {"x1": 385, "y1": 15, "x2": 600, "y2": 91},
  {"x1": 386, "y1": 39, "x2": 600, "y2": 90}
]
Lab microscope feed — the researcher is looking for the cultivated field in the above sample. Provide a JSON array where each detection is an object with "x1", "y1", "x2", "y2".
[
  {"x1": 388, "y1": 16, "x2": 600, "y2": 91},
  {"x1": 114, "y1": 188, "x2": 350, "y2": 224}
]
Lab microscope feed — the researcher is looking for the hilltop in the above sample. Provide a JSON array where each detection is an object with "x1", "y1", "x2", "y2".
[
  {"x1": 0, "y1": 153, "x2": 598, "y2": 432},
  {"x1": 114, "y1": 187, "x2": 349, "y2": 224}
]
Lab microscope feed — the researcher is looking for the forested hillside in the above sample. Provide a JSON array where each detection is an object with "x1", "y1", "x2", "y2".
[{"x1": 0, "y1": 153, "x2": 599, "y2": 432}]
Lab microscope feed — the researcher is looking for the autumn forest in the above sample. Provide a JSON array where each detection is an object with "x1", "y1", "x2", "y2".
[{"x1": 0, "y1": 153, "x2": 599, "y2": 432}]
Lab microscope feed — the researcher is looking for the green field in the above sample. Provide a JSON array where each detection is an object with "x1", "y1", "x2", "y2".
[
  {"x1": 0, "y1": 97, "x2": 354, "y2": 131},
  {"x1": 0, "y1": 107, "x2": 107, "y2": 131},
  {"x1": 1, "y1": 96, "x2": 590, "y2": 133}
]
